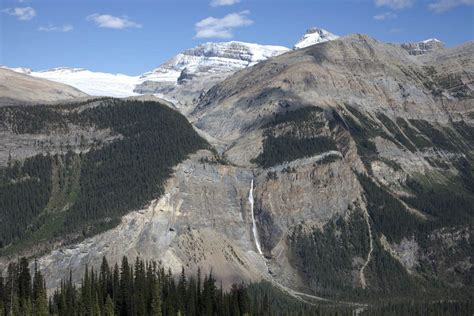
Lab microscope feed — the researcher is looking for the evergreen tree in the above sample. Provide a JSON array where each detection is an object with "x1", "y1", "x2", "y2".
[
  {"x1": 103, "y1": 295, "x2": 115, "y2": 316},
  {"x1": 177, "y1": 267, "x2": 186, "y2": 314},
  {"x1": 5, "y1": 256, "x2": 466, "y2": 316},
  {"x1": 32, "y1": 264, "x2": 48, "y2": 316},
  {"x1": 119, "y1": 257, "x2": 133, "y2": 316},
  {"x1": 18, "y1": 257, "x2": 32, "y2": 304},
  {"x1": 150, "y1": 279, "x2": 162, "y2": 316}
]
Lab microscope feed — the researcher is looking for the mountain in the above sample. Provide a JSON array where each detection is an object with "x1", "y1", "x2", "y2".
[
  {"x1": 5, "y1": 41, "x2": 289, "y2": 109},
  {"x1": 4, "y1": 28, "x2": 336, "y2": 108},
  {"x1": 293, "y1": 27, "x2": 339, "y2": 49},
  {"x1": 0, "y1": 68, "x2": 88, "y2": 105},
  {"x1": 399, "y1": 38, "x2": 445, "y2": 55},
  {"x1": 135, "y1": 41, "x2": 289, "y2": 111},
  {"x1": 30, "y1": 67, "x2": 141, "y2": 98},
  {"x1": 189, "y1": 34, "x2": 473, "y2": 297},
  {"x1": 140, "y1": 41, "x2": 290, "y2": 82},
  {"x1": 1, "y1": 33, "x2": 473, "y2": 307}
]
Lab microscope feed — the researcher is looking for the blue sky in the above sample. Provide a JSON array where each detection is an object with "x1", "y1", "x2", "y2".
[{"x1": 1, "y1": 0, "x2": 473, "y2": 75}]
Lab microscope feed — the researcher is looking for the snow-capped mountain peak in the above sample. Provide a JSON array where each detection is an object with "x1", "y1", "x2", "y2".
[
  {"x1": 400, "y1": 38, "x2": 445, "y2": 56},
  {"x1": 4, "y1": 41, "x2": 290, "y2": 101},
  {"x1": 293, "y1": 27, "x2": 339, "y2": 49},
  {"x1": 421, "y1": 38, "x2": 441, "y2": 44},
  {"x1": 141, "y1": 41, "x2": 289, "y2": 82}
]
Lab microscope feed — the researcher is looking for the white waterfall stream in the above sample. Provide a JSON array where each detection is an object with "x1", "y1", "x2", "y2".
[
  {"x1": 248, "y1": 179, "x2": 263, "y2": 255},
  {"x1": 246, "y1": 181, "x2": 365, "y2": 309}
]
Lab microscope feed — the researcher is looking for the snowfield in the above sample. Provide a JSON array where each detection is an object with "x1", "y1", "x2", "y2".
[
  {"x1": 3, "y1": 41, "x2": 289, "y2": 99},
  {"x1": 31, "y1": 68, "x2": 141, "y2": 98}
]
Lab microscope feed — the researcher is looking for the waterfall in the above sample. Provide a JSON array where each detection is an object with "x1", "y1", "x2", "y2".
[{"x1": 249, "y1": 179, "x2": 263, "y2": 255}]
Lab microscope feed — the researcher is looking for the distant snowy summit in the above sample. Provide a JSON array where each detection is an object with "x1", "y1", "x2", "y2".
[
  {"x1": 2, "y1": 41, "x2": 289, "y2": 99},
  {"x1": 140, "y1": 41, "x2": 290, "y2": 83},
  {"x1": 0, "y1": 66, "x2": 32, "y2": 75},
  {"x1": 400, "y1": 38, "x2": 445, "y2": 56},
  {"x1": 293, "y1": 27, "x2": 339, "y2": 49}
]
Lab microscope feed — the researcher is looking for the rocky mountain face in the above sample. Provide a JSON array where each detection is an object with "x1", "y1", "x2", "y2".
[
  {"x1": 293, "y1": 27, "x2": 339, "y2": 49},
  {"x1": 188, "y1": 34, "x2": 473, "y2": 298},
  {"x1": 4, "y1": 41, "x2": 289, "y2": 111},
  {"x1": 4, "y1": 28, "x2": 339, "y2": 111},
  {"x1": 1, "y1": 34, "x2": 473, "y2": 304},
  {"x1": 399, "y1": 38, "x2": 445, "y2": 55},
  {"x1": 0, "y1": 68, "x2": 88, "y2": 105},
  {"x1": 134, "y1": 41, "x2": 289, "y2": 112}
]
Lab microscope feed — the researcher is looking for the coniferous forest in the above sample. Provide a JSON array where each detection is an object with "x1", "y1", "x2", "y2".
[
  {"x1": 0, "y1": 257, "x2": 335, "y2": 316},
  {"x1": 0, "y1": 99, "x2": 209, "y2": 253},
  {"x1": 1, "y1": 257, "x2": 472, "y2": 316}
]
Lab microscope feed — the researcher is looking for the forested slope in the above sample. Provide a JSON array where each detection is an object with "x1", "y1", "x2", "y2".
[{"x1": 0, "y1": 98, "x2": 208, "y2": 255}]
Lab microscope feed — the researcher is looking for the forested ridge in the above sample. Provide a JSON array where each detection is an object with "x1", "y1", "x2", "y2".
[
  {"x1": 0, "y1": 99, "x2": 208, "y2": 253},
  {"x1": 254, "y1": 107, "x2": 338, "y2": 168}
]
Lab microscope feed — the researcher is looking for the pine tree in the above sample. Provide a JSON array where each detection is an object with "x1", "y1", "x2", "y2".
[
  {"x1": 18, "y1": 258, "x2": 32, "y2": 304},
  {"x1": 103, "y1": 295, "x2": 115, "y2": 316},
  {"x1": 150, "y1": 279, "x2": 162, "y2": 316},
  {"x1": 186, "y1": 278, "x2": 197, "y2": 316},
  {"x1": 112, "y1": 263, "x2": 120, "y2": 307},
  {"x1": 133, "y1": 257, "x2": 146, "y2": 316},
  {"x1": 32, "y1": 264, "x2": 48, "y2": 316},
  {"x1": 0, "y1": 276, "x2": 5, "y2": 316},
  {"x1": 196, "y1": 267, "x2": 202, "y2": 314},
  {"x1": 65, "y1": 271, "x2": 75, "y2": 316},
  {"x1": 202, "y1": 272, "x2": 217, "y2": 316},
  {"x1": 21, "y1": 298, "x2": 33, "y2": 316},
  {"x1": 177, "y1": 267, "x2": 186, "y2": 314},
  {"x1": 92, "y1": 292, "x2": 101, "y2": 316},
  {"x1": 81, "y1": 265, "x2": 92, "y2": 316},
  {"x1": 119, "y1": 257, "x2": 133, "y2": 315}
]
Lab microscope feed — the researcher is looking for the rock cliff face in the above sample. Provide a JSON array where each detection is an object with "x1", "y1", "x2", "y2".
[
  {"x1": 37, "y1": 150, "x2": 265, "y2": 290},
  {"x1": 2, "y1": 34, "x2": 473, "y2": 302},
  {"x1": 189, "y1": 34, "x2": 473, "y2": 297}
]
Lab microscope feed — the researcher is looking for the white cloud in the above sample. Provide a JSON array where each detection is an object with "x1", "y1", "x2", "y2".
[
  {"x1": 1, "y1": 7, "x2": 36, "y2": 20},
  {"x1": 373, "y1": 12, "x2": 398, "y2": 20},
  {"x1": 375, "y1": 0, "x2": 414, "y2": 9},
  {"x1": 38, "y1": 24, "x2": 73, "y2": 32},
  {"x1": 429, "y1": 0, "x2": 474, "y2": 12},
  {"x1": 195, "y1": 11, "x2": 253, "y2": 39},
  {"x1": 86, "y1": 14, "x2": 142, "y2": 29},
  {"x1": 210, "y1": 0, "x2": 240, "y2": 6}
]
